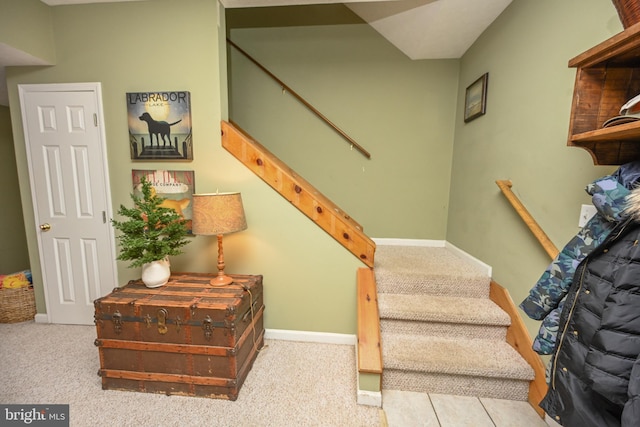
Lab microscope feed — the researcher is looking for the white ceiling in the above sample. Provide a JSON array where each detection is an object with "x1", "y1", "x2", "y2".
[
  {"x1": 220, "y1": 0, "x2": 512, "y2": 59},
  {"x1": 0, "y1": 0, "x2": 511, "y2": 106},
  {"x1": 0, "y1": 43, "x2": 51, "y2": 107},
  {"x1": 346, "y1": 0, "x2": 512, "y2": 59}
]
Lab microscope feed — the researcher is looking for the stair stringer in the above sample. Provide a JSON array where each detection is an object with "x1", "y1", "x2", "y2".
[{"x1": 221, "y1": 120, "x2": 376, "y2": 267}]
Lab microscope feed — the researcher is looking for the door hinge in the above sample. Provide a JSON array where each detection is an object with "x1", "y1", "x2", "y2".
[
  {"x1": 93, "y1": 113, "x2": 98, "y2": 127},
  {"x1": 102, "y1": 211, "x2": 107, "y2": 223}
]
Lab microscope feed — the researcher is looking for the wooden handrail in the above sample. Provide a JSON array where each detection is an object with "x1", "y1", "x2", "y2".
[
  {"x1": 496, "y1": 180, "x2": 556, "y2": 417},
  {"x1": 221, "y1": 120, "x2": 376, "y2": 267},
  {"x1": 227, "y1": 38, "x2": 372, "y2": 160},
  {"x1": 496, "y1": 180, "x2": 559, "y2": 259}
]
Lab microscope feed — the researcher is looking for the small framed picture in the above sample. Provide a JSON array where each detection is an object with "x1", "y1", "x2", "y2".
[
  {"x1": 464, "y1": 73, "x2": 488, "y2": 123},
  {"x1": 131, "y1": 169, "x2": 195, "y2": 233}
]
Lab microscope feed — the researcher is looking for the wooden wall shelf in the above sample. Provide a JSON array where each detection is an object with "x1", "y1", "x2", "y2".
[{"x1": 568, "y1": 22, "x2": 640, "y2": 165}]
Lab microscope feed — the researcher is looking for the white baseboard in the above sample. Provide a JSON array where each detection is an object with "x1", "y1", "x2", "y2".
[
  {"x1": 355, "y1": 343, "x2": 382, "y2": 407},
  {"x1": 34, "y1": 313, "x2": 48, "y2": 323},
  {"x1": 373, "y1": 238, "x2": 445, "y2": 247},
  {"x1": 357, "y1": 389, "x2": 382, "y2": 407},
  {"x1": 28, "y1": 320, "x2": 356, "y2": 345},
  {"x1": 445, "y1": 241, "x2": 492, "y2": 277},
  {"x1": 265, "y1": 329, "x2": 356, "y2": 345}
]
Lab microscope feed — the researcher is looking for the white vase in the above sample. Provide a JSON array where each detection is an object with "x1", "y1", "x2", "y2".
[{"x1": 141, "y1": 257, "x2": 171, "y2": 288}]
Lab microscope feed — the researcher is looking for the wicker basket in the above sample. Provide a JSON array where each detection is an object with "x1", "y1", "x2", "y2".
[
  {"x1": 612, "y1": 0, "x2": 640, "y2": 28},
  {"x1": 0, "y1": 286, "x2": 36, "y2": 323}
]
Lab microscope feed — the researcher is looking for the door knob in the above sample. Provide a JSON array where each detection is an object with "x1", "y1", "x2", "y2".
[{"x1": 39, "y1": 223, "x2": 51, "y2": 232}]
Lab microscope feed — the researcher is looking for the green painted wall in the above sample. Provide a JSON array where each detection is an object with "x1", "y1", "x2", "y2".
[
  {"x1": 228, "y1": 19, "x2": 458, "y2": 239},
  {"x1": 0, "y1": 106, "x2": 29, "y2": 273},
  {"x1": 227, "y1": 0, "x2": 631, "y2": 346},
  {"x1": 6, "y1": 0, "x2": 361, "y2": 334},
  {"x1": 0, "y1": 0, "x2": 55, "y2": 64},
  {"x1": 448, "y1": 0, "x2": 623, "y2": 340},
  {"x1": 4, "y1": 0, "x2": 631, "y2": 342}
]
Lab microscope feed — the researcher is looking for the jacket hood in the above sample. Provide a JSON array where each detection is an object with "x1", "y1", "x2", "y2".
[
  {"x1": 588, "y1": 176, "x2": 631, "y2": 222},
  {"x1": 625, "y1": 185, "x2": 640, "y2": 221}
]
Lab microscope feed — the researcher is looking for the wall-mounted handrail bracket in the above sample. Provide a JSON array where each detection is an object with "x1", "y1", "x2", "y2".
[{"x1": 227, "y1": 38, "x2": 371, "y2": 160}]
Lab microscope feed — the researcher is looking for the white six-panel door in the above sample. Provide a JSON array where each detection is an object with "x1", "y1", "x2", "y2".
[{"x1": 19, "y1": 83, "x2": 117, "y2": 325}]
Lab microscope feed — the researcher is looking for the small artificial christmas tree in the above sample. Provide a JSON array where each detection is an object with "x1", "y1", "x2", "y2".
[{"x1": 111, "y1": 176, "x2": 190, "y2": 268}]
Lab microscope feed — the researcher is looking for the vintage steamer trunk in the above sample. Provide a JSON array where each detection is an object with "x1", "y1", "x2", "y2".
[{"x1": 94, "y1": 272, "x2": 264, "y2": 401}]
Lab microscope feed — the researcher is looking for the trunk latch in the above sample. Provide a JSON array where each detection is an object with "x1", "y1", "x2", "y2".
[
  {"x1": 202, "y1": 315, "x2": 214, "y2": 340},
  {"x1": 157, "y1": 308, "x2": 169, "y2": 335}
]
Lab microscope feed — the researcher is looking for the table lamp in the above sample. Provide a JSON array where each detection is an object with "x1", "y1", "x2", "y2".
[{"x1": 192, "y1": 192, "x2": 247, "y2": 286}]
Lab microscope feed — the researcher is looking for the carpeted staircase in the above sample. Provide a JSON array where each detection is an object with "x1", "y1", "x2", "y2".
[{"x1": 375, "y1": 244, "x2": 534, "y2": 400}]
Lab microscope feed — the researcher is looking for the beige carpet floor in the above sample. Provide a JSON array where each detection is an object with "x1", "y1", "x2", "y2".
[{"x1": 0, "y1": 322, "x2": 379, "y2": 427}]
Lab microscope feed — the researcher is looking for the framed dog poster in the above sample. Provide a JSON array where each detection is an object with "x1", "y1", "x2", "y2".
[
  {"x1": 127, "y1": 91, "x2": 193, "y2": 161},
  {"x1": 132, "y1": 169, "x2": 195, "y2": 233}
]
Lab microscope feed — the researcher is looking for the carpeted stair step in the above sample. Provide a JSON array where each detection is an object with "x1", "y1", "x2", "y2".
[
  {"x1": 374, "y1": 244, "x2": 536, "y2": 402},
  {"x1": 383, "y1": 334, "x2": 534, "y2": 380},
  {"x1": 378, "y1": 293, "x2": 511, "y2": 340},
  {"x1": 382, "y1": 333, "x2": 534, "y2": 401},
  {"x1": 375, "y1": 246, "x2": 489, "y2": 297}
]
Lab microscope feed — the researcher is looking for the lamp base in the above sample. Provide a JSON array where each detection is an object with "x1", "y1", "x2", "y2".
[{"x1": 209, "y1": 274, "x2": 234, "y2": 287}]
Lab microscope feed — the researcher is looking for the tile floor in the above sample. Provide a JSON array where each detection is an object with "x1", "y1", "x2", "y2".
[{"x1": 382, "y1": 390, "x2": 557, "y2": 427}]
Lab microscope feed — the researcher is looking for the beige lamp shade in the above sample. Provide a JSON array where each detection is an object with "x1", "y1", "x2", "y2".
[
  {"x1": 191, "y1": 192, "x2": 247, "y2": 287},
  {"x1": 191, "y1": 192, "x2": 247, "y2": 236}
]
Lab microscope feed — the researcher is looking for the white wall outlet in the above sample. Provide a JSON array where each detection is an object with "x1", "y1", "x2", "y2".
[{"x1": 578, "y1": 204, "x2": 597, "y2": 227}]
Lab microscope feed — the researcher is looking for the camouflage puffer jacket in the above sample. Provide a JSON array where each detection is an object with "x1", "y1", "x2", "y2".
[
  {"x1": 541, "y1": 186, "x2": 640, "y2": 426},
  {"x1": 520, "y1": 162, "x2": 640, "y2": 355}
]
